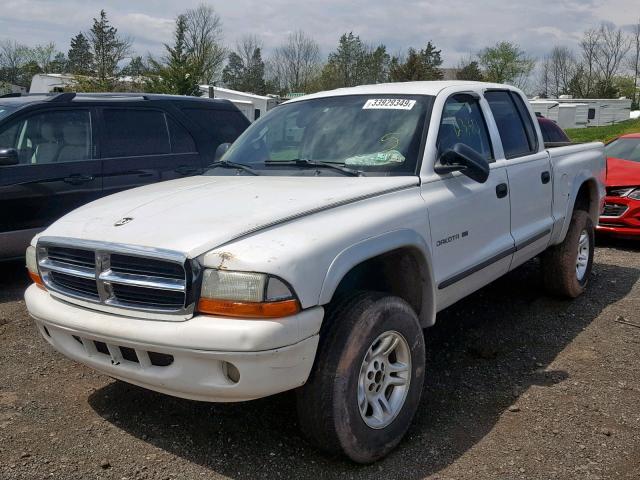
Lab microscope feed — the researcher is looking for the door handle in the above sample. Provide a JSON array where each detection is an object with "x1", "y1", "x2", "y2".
[
  {"x1": 541, "y1": 171, "x2": 551, "y2": 184},
  {"x1": 63, "y1": 174, "x2": 95, "y2": 185},
  {"x1": 496, "y1": 183, "x2": 509, "y2": 198},
  {"x1": 174, "y1": 166, "x2": 201, "y2": 176}
]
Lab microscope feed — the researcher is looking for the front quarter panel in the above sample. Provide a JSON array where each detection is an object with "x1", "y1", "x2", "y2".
[{"x1": 200, "y1": 187, "x2": 435, "y2": 323}]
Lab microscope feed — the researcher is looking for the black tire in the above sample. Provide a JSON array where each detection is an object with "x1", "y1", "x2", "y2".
[
  {"x1": 296, "y1": 292, "x2": 425, "y2": 463},
  {"x1": 542, "y1": 209, "x2": 594, "y2": 298}
]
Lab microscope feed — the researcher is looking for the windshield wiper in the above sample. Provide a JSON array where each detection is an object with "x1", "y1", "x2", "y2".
[
  {"x1": 207, "y1": 160, "x2": 260, "y2": 176},
  {"x1": 264, "y1": 159, "x2": 362, "y2": 177}
]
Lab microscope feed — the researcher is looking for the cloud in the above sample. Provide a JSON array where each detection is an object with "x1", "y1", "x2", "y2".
[{"x1": 0, "y1": 0, "x2": 637, "y2": 65}]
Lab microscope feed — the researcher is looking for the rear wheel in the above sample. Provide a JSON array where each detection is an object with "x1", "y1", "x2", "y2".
[
  {"x1": 296, "y1": 292, "x2": 425, "y2": 463},
  {"x1": 542, "y1": 209, "x2": 594, "y2": 297}
]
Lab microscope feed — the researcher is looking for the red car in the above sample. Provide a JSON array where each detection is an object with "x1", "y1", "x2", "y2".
[{"x1": 597, "y1": 133, "x2": 640, "y2": 238}]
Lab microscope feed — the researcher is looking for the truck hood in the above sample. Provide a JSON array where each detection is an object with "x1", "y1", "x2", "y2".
[
  {"x1": 606, "y1": 157, "x2": 640, "y2": 187},
  {"x1": 43, "y1": 175, "x2": 418, "y2": 257}
]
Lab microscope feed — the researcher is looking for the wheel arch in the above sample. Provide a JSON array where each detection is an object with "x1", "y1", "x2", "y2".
[
  {"x1": 557, "y1": 176, "x2": 601, "y2": 243},
  {"x1": 318, "y1": 229, "x2": 436, "y2": 327}
]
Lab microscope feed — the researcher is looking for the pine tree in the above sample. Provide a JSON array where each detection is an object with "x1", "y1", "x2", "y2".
[
  {"x1": 456, "y1": 61, "x2": 484, "y2": 81},
  {"x1": 87, "y1": 10, "x2": 130, "y2": 88},
  {"x1": 222, "y1": 45, "x2": 266, "y2": 94},
  {"x1": 68, "y1": 33, "x2": 93, "y2": 75},
  {"x1": 389, "y1": 42, "x2": 443, "y2": 82},
  {"x1": 146, "y1": 15, "x2": 201, "y2": 96}
]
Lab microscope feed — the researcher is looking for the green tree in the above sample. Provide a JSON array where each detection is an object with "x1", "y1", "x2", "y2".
[
  {"x1": 319, "y1": 33, "x2": 390, "y2": 89},
  {"x1": 146, "y1": 15, "x2": 201, "y2": 96},
  {"x1": 456, "y1": 60, "x2": 484, "y2": 81},
  {"x1": 221, "y1": 37, "x2": 266, "y2": 94},
  {"x1": 87, "y1": 10, "x2": 131, "y2": 90},
  {"x1": 67, "y1": 33, "x2": 93, "y2": 75},
  {"x1": 478, "y1": 41, "x2": 534, "y2": 88},
  {"x1": 121, "y1": 56, "x2": 147, "y2": 77},
  {"x1": 389, "y1": 42, "x2": 443, "y2": 82},
  {"x1": 48, "y1": 52, "x2": 68, "y2": 73}
]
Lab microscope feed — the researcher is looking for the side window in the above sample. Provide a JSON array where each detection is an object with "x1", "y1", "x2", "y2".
[
  {"x1": 588, "y1": 108, "x2": 596, "y2": 120},
  {"x1": 0, "y1": 109, "x2": 91, "y2": 164},
  {"x1": 510, "y1": 92, "x2": 538, "y2": 151},
  {"x1": 102, "y1": 109, "x2": 170, "y2": 158},
  {"x1": 166, "y1": 116, "x2": 196, "y2": 153},
  {"x1": 437, "y1": 95, "x2": 493, "y2": 162},
  {"x1": 181, "y1": 108, "x2": 249, "y2": 145},
  {"x1": 485, "y1": 91, "x2": 534, "y2": 159}
]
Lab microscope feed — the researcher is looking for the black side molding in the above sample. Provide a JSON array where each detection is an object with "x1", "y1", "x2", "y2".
[
  {"x1": 437, "y1": 229, "x2": 551, "y2": 290},
  {"x1": 438, "y1": 246, "x2": 515, "y2": 290}
]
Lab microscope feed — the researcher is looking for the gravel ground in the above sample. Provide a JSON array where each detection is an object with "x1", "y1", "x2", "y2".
[{"x1": 1, "y1": 239, "x2": 639, "y2": 480}]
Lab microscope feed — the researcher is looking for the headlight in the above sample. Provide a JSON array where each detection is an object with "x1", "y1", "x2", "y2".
[
  {"x1": 608, "y1": 187, "x2": 640, "y2": 199},
  {"x1": 26, "y1": 246, "x2": 44, "y2": 288},
  {"x1": 629, "y1": 189, "x2": 640, "y2": 200},
  {"x1": 197, "y1": 269, "x2": 300, "y2": 318}
]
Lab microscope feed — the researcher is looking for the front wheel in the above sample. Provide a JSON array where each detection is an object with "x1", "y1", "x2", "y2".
[
  {"x1": 542, "y1": 209, "x2": 594, "y2": 298},
  {"x1": 296, "y1": 292, "x2": 425, "y2": 463}
]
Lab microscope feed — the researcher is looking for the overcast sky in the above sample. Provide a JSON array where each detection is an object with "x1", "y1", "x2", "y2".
[{"x1": 1, "y1": 0, "x2": 638, "y2": 66}]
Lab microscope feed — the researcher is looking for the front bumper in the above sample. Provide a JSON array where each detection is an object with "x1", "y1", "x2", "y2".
[
  {"x1": 597, "y1": 196, "x2": 640, "y2": 238},
  {"x1": 25, "y1": 285, "x2": 323, "y2": 402}
]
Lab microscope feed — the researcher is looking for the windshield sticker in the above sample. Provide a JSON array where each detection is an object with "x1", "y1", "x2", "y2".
[
  {"x1": 363, "y1": 99, "x2": 416, "y2": 110},
  {"x1": 344, "y1": 150, "x2": 406, "y2": 166}
]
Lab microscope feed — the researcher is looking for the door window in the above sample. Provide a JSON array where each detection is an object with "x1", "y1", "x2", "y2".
[
  {"x1": 102, "y1": 109, "x2": 170, "y2": 157},
  {"x1": 485, "y1": 91, "x2": 536, "y2": 159},
  {"x1": 181, "y1": 108, "x2": 249, "y2": 145},
  {"x1": 166, "y1": 116, "x2": 197, "y2": 153},
  {"x1": 437, "y1": 95, "x2": 493, "y2": 162},
  {"x1": 0, "y1": 109, "x2": 91, "y2": 164}
]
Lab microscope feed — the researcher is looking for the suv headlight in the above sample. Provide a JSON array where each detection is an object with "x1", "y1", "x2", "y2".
[
  {"x1": 197, "y1": 269, "x2": 300, "y2": 318},
  {"x1": 609, "y1": 187, "x2": 640, "y2": 199}
]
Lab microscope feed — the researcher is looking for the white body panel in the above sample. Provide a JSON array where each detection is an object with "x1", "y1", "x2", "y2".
[{"x1": 25, "y1": 81, "x2": 605, "y2": 402}]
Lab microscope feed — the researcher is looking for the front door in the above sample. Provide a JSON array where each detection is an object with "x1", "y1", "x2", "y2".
[
  {"x1": 425, "y1": 93, "x2": 514, "y2": 310},
  {"x1": 0, "y1": 107, "x2": 101, "y2": 258}
]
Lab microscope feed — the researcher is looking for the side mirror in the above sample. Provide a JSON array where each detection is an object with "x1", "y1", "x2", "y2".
[
  {"x1": 214, "y1": 143, "x2": 231, "y2": 162},
  {"x1": 434, "y1": 143, "x2": 490, "y2": 183},
  {"x1": 0, "y1": 148, "x2": 18, "y2": 166}
]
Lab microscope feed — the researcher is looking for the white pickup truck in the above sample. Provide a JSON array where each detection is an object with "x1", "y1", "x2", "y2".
[{"x1": 24, "y1": 81, "x2": 605, "y2": 463}]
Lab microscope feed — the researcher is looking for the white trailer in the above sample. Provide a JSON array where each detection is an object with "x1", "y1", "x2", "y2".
[
  {"x1": 29, "y1": 74, "x2": 76, "y2": 93},
  {"x1": 556, "y1": 98, "x2": 631, "y2": 127},
  {"x1": 200, "y1": 85, "x2": 278, "y2": 121}
]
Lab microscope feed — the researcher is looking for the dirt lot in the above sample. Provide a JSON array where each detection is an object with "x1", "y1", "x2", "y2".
[{"x1": 1, "y1": 239, "x2": 639, "y2": 480}]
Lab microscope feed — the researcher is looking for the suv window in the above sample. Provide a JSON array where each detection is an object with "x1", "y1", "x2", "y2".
[
  {"x1": 166, "y1": 116, "x2": 197, "y2": 153},
  {"x1": 485, "y1": 91, "x2": 536, "y2": 159},
  {"x1": 182, "y1": 108, "x2": 248, "y2": 145},
  {"x1": 0, "y1": 109, "x2": 91, "y2": 164},
  {"x1": 437, "y1": 94, "x2": 493, "y2": 162},
  {"x1": 103, "y1": 109, "x2": 170, "y2": 157}
]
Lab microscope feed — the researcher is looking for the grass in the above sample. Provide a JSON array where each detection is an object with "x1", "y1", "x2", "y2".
[{"x1": 566, "y1": 118, "x2": 640, "y2": 144}]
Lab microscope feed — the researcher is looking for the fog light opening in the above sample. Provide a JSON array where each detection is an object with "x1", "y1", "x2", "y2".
[{"x1": 223, "y1": 361, "x2": 240, "y2": 384}]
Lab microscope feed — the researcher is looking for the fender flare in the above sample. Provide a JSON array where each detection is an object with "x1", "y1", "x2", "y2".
[
  {"x1": 556, "y1": 172, "x2": 601, "y2": 244},
  {"x1": 318, "y1": 229, "x2": 437, "y2": 327}
]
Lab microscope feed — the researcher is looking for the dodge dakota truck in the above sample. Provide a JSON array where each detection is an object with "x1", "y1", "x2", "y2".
[{"x1": 24, "y1": 81, "x2": 605, "y2": 463}]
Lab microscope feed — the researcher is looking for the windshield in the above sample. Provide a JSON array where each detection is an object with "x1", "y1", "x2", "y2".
[
  {"x1": 606, "y1": 138, "x2": 640, "y2": 163},
  {"x1": 0, "y1": 105, "x2": 18, "y2": 122},
  {"x1": 213, "y1": 94, "x2": 433, "y2": 176}
]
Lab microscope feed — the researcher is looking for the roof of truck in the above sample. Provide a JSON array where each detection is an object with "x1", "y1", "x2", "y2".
[{"x1": 285, "y1": 81, "x2": 519, "y2": 103}]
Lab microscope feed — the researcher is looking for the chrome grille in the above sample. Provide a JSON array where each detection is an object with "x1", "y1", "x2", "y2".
[
  {"x1": 602, "y1": 203, "x2": 628, "y2": 217},
  {"x1": 37, "y1": 237, "x2": 195, "y2": 319}
]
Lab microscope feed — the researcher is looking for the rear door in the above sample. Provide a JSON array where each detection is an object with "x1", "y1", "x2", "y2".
[
  {"x1": 179, "y1": 106, "x2": 250, "y2": 161},
  {"x1": 99, "y1": 107, "x2": 201, "y2": 197},
  {"x1": 485, "y1": 90, "x2": 554, "y2": 269},
  {"x1": 0, "y1": 107, "x2": 100, "y2": 258}
]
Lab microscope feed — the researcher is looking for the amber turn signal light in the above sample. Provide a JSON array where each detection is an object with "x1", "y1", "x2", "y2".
[{"x1": 197, "y1": 298, "x2": 300, "y2": 318}]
